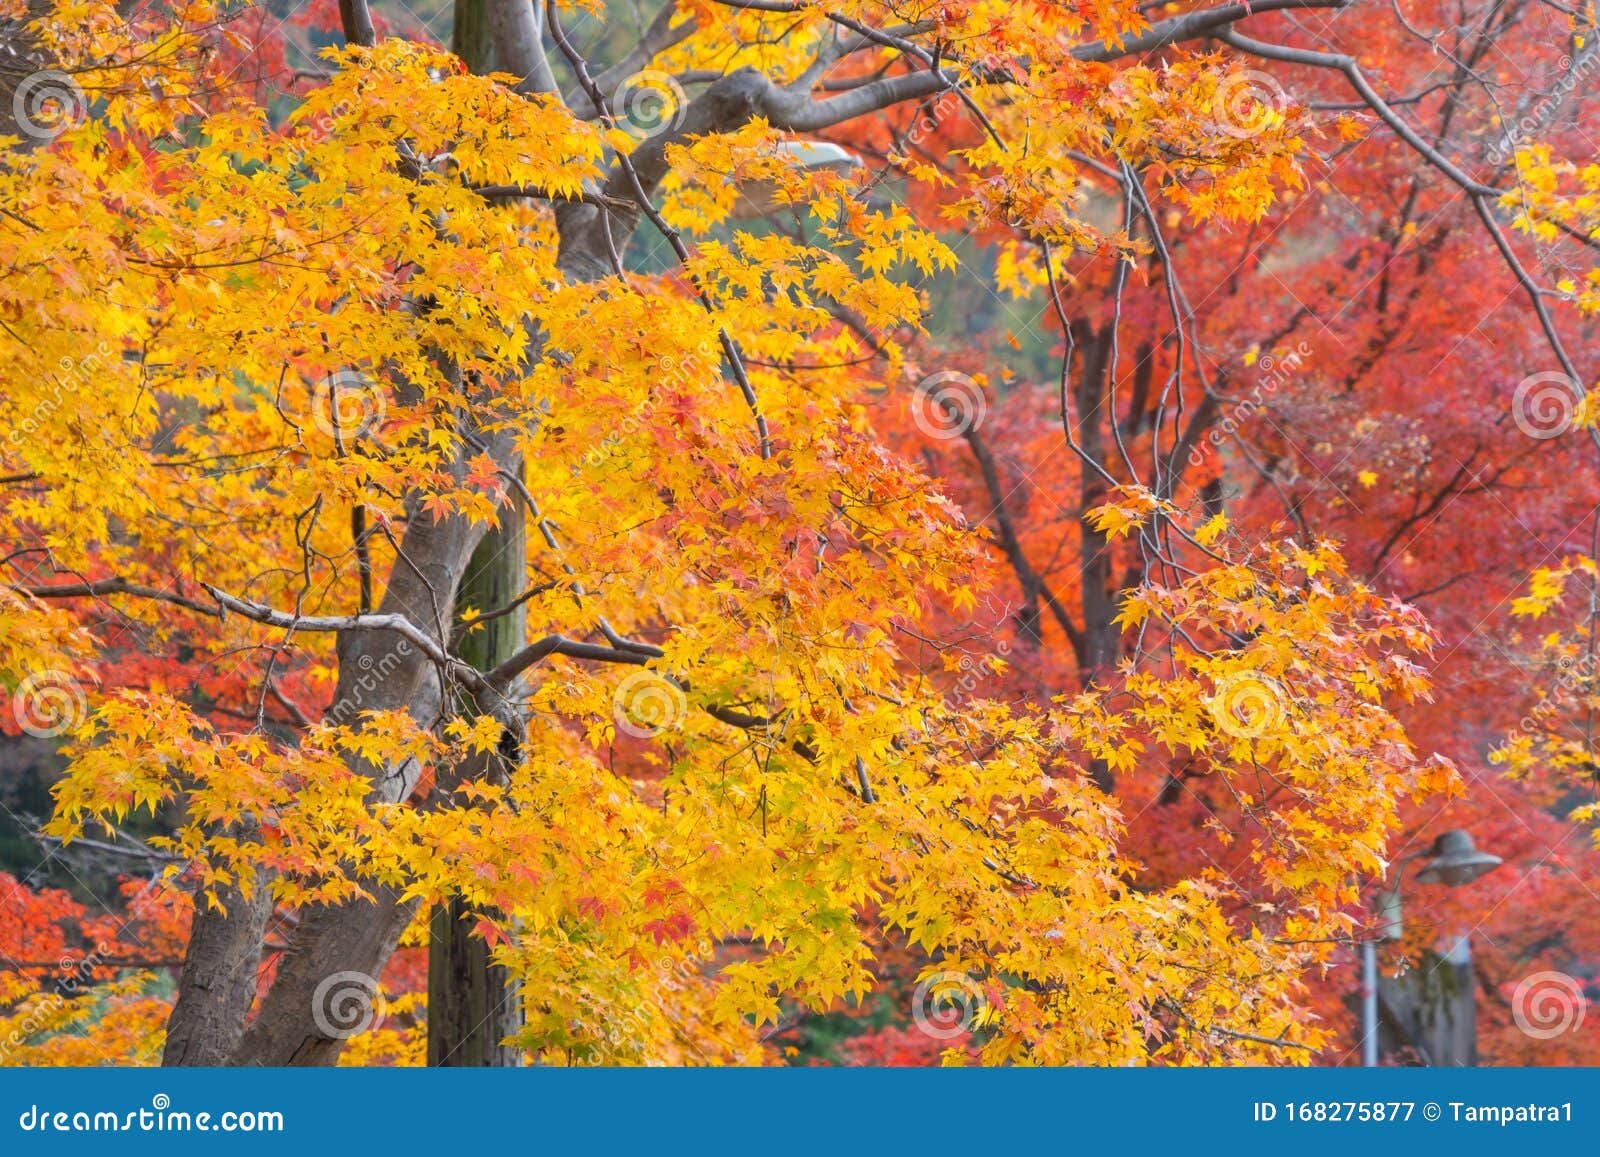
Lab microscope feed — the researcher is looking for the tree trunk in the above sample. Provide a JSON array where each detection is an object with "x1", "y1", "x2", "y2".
[
  {"x1": 222, "y1": 468, "x2": 495, "y2": 1066},
  {"x1": 1074, "y1": 322, "x2": 1118, "y2": 793},
  {"x1": 427, "y1": 495, "x2": 526, "y2": 1066},
  {"x1": 451, "y1": 0, "x2": 496, "y2": 76},
  {"x1": 168, "y1": 12, "x2": 784, "y2": 1069},
  {"x1": 160, "y1": 876, "x2": 273, "y2": 1065},
  {"x1": 418, "y1": 0, "x2": 526, "y2": 1070},
  {"x1": 428, "y1": 897, "x2": 523, "y2": 1065}
]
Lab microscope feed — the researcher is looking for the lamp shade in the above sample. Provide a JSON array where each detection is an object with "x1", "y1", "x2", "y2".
[
  {"x1": 731, "y1": 140, "x2": 862, "y2": 218},
  {"x1": 1415, "y1": 829, "x2": 1502, "y2": 887}
]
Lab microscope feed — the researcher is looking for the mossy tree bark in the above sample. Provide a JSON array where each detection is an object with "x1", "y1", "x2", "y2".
[{"x1": 426, "y1": 0, "x2": 523, "y2": 1069}]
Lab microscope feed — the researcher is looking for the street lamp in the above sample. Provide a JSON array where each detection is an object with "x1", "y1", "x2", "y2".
[
  {"x1": 1414, "y1": 830, "x2": 1503, "y2": 886},
  {"x1": 1360, "y1": 829, "x2": 1502, "y2": 1067},
  {"x1": 730, "y1": 140, "x2": 862, "y2": 219}
]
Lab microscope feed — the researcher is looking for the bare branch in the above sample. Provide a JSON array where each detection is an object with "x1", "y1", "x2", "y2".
[
  {"x1": 1215, "y1": 28, "x2": 1494, "y2": 196},
  {"x1": 1075, "y1": 0, "x2": 1350, "y2": 62},
  {"x1": 21, "y1": 577, "x2": 221, "y2": 618},
  {"x1": 201, "y1": 584, "x2": 649, "y2": 698}
]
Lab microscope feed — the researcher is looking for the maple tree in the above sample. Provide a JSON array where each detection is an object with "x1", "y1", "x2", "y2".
[
  {"x1": 0, "y1": 0, "x2": 1597, "y2": 1069},
  {"x1": 833, "y1": 0, "x2": 1600, "y2": 1065}
]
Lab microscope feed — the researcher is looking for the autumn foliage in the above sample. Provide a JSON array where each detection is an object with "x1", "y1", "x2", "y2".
[{"x1": 1, "y1": 0, "x2": 1599, "y2": 1068}]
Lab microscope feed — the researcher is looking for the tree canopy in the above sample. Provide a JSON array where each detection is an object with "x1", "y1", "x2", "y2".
[{"x1": 2, "y1": 0, "x2": 1599, "y2": 1066}]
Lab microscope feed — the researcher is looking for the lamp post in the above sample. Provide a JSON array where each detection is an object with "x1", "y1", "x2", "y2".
[{"x1": 1360, "y1": 829, "x2": 1502, "y2": 1067}]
